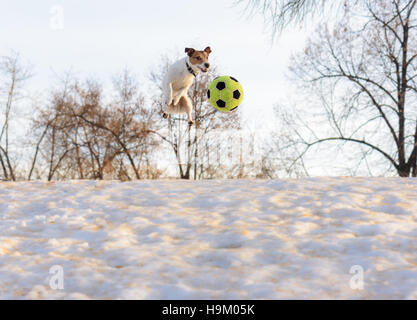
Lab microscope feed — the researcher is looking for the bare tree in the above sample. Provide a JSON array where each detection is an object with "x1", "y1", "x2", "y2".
[
  {"x1": 69, "y1": 74, "x2": 161, "y2": 180},
  {"x1": 285, "y1": 0, "x2": 417, "y2": 177},
  {"x1": 30, "y1": 70, "x2": 161, "y2": 181},
  {"x1": 41, "y1": 80, "x2": 77, "y2": 181},
  {"x1": 0, "y1": 51, "x2": 32, "y2": 180},
  {"x1": 236, "y1": 0, "x2": 326, "y2": 36},
  {"x1": 110, "y1": 69, "x2": 162, "y2": 179}
]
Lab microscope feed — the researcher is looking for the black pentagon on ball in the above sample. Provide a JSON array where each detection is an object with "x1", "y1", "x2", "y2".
[
  {"x1": 207, "y1": 89, "x2": 210, "y2": 99},
  {"x1": 216, "y1": 81, "x2": 226, "y2": 90},
  {"x1": 216, "y1": 99, "x2": 226, "y2": 108},
  {"x1": 233, "y1": 90, "x2": 241, "y2": 99},
  {"x1": 230, "y1": 76, "x2": 239, "y2": 82}
]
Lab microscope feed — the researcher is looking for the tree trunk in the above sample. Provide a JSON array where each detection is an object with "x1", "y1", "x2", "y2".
[
  {"x1": 0, "y1": 153, "x2": 8, "y2": 180},
  {"x1": 397, "y1": 164, "x2": 410, "y2": 177}
]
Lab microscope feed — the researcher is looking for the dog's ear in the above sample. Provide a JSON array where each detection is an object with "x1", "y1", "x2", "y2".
[
  {"x1": 185, "y1": 48, "x2": 195, "y2": 57},
  {"x1": 204, "y1": 47, "x2": 212, "y2": 55}
]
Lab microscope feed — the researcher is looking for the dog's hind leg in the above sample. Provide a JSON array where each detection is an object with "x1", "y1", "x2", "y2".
[{"x1": 179, "y1": 96, "x2": 194, "y2": 125}]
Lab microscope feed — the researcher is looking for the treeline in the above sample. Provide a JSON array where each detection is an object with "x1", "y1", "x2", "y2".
[
  {"x1": 4, "y1": 0, "x2": 417, "y2": 180},
  {"x1": 0, "y1": 53, "x2": 281, "y2": 181}
]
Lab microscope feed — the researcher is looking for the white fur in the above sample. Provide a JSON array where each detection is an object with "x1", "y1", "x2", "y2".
[{"x1": 162, "y1": 56, "x2": 203, "y2": 124}]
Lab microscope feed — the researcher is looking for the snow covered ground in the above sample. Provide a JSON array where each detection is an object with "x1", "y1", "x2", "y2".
[{"x1": 0, "y1": 177, "x2": 417, "y2": 299}]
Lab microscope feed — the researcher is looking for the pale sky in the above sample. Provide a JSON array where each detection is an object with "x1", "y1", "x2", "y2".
[{"x1": 0, "y1": 0, "x2": 307, "y2": 125}]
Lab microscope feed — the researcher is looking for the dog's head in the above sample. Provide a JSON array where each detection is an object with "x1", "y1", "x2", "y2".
[{"x1": 185, "y1": 47, "x2": 211, "y2": 73}]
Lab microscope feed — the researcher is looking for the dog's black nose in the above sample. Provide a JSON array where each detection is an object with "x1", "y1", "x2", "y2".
[{"x1": 204, "y1": 63, "x2": 210, "y2": 68}]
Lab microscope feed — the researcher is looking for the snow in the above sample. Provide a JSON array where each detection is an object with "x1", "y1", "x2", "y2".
[{"x1": 0, "y1": 177, "x2": 417, "y2": 299}]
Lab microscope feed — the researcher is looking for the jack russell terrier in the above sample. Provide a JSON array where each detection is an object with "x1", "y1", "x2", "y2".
[{"x1": 162, "y1": 46, "x2": 212, "y2": 125}]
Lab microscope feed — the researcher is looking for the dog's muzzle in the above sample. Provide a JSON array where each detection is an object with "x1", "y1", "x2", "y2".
[{"x1": 199, "y1": 63, "x2": 210, "y2": 72}]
